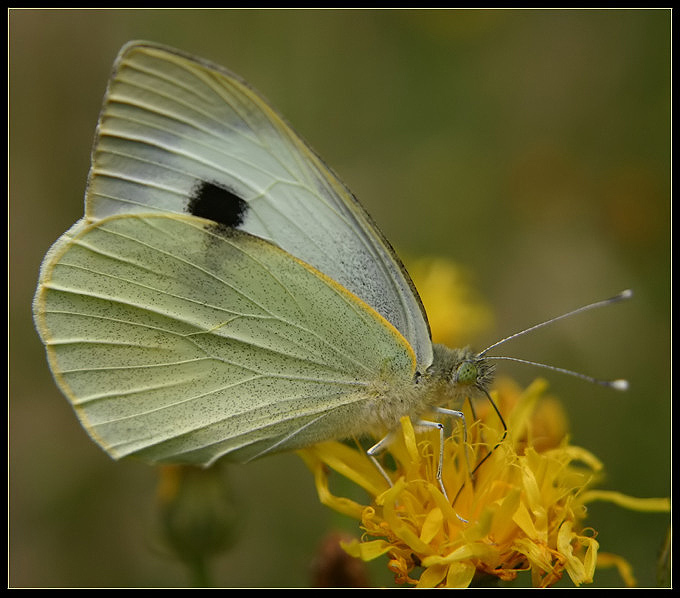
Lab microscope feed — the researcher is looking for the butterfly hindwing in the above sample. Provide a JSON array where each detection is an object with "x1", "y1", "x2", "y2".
[{"x1": 34, "y1": 213, "x2": 416, "y2": 464}]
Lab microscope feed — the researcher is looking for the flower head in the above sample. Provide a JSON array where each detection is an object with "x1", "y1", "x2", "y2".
[{"x1": 299, "y1": 379, "x2": 668, "y2": 587}]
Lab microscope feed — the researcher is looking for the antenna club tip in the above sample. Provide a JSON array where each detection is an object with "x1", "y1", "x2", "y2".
[
  {"x1": 619, "y1": 289, "x2": 633, "y2": 300},
  {"x1": 610, "y1": 379, "x2": 629, "y2": 391}
]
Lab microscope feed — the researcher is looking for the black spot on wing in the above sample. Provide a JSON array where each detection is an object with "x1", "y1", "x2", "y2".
[{"x1": 188, "y1": 181, "x2": 249, "y2": 228}]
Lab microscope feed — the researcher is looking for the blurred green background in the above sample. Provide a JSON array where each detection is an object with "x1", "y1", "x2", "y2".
[{"x1": 9, "y1": 9, "x2": 670, "y2": 588}]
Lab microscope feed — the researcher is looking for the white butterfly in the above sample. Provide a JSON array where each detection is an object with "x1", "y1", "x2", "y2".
[{"x1": 33, "y1": 42, "x2": 628, "y2": 479}]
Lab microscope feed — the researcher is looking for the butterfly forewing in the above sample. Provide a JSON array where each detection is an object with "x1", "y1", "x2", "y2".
[{"x1": 86, "y1": 42, "x2": 432, "y2": 368}]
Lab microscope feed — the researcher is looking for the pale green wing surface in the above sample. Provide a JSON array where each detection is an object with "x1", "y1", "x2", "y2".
[
  {"x1": 34, "y1": 213, "x2": 416, "y2": 465},
  {"x1": 85, "y1": 42, "x2": 432, "y2": 368}
]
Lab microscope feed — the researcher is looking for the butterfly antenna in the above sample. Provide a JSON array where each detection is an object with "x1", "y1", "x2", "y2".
[
  {"x1": 477, "y1": 289, "x2": 632, "y2": 391},
  {"x1": 485, "y1": 356, "x2": 629, "y2": 390},
  {"x1": 478, "y1": 289, "x2": 632, "y2": 357}
]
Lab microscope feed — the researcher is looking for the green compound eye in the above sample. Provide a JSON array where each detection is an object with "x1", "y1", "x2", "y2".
[{"x1": 456, "y1": 361, "x2": 478, "y2": 386}]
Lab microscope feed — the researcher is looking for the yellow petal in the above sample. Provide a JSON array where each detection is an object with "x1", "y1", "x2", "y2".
[
  {"x1": 300, "y1": 442, "x2": 387, "y2": 497},
  {"x1": 400, "y1": 416, "x2": 420, "y2": 464},
  {"x1": 554, "y1": 444, "x2": 603, "y2": 472},
  {"x1": 513, "y1": 536, "x2": 554, "y2": 574},
  {"x1": 507, "y1": 379, "x2": 546, "y2": 441},
  {"x1": 300, "y1": 450, "x2": 365, "y2": 520},
  {"x1": 427, "y1": 483, "x2": 468, "y2": 533},
  {"x1": 421, "y1": 542, "x2": 497, "y2": 567},
  {"x1": 341, "y1": 538, "x2": 394, "y2": 561},
  {"x1": 417, "y1": 563, "x2": 448, "y2": 588},
  {"x1": 446, "y1": 561, "x2": 476, "y2": 588},
  {"x1": 597, "y1": 552, "x2": 637, "y2": 587},
  {"x1": 380, "y1": 479, "x2": 434, "y2": 555},
  {"x1": 581, "y1": 490, "x2": 670, "y2": 512},
  {"x1": 420, "y1": 507, "x2": 443, "y2": 544},
  {"x1": 557, "y1": 521, "x2": 596, "y2": 585},
  {"x1": 512, "y1": 501, "x2": 540, "y2": 541},
  {"x1": 490, "y1": 487, "x2": 521, "y2": 543}
]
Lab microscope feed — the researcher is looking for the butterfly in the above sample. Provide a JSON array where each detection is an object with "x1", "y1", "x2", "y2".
[{"x1": 33, "y1": 41, "x2": 628, "y2": 483}]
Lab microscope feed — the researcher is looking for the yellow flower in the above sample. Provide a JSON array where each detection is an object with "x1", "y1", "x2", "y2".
[
  {"x1": 406, "y1": 258, "x2": 493, "y2": 347},
  {"x1": 298, "y1": 379, "x2": 669, "y2": 587},
  {"x1": 299, "y1": 257, "x2": 668, "y2": 587}
]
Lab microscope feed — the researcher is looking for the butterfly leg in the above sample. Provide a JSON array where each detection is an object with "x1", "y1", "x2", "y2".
[
  {"x1": 415, "y1": 412, "x2": 469, "y2": 523},
  {"x1": 367, "y1": 417, "x2": 468, "y2": 523},
  {"x1": 431, "y1": 407, "x2": 472, "y2": 481},
  {"x1": 366, "y1": 432, "x2": 396, "y2": 487}
]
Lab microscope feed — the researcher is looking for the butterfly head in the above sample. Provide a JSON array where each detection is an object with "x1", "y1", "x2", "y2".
[
  {"x1": 454, "y1": 353, "x2": 495, "y2": 396},
  {"x1": 429, "y1": 344, "x2": 495, "y2": 402}
]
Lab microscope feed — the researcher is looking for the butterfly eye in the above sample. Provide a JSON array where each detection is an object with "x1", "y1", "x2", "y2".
[{"x1": 455, "y1": 360, "x2": 479, "y2": 386}]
